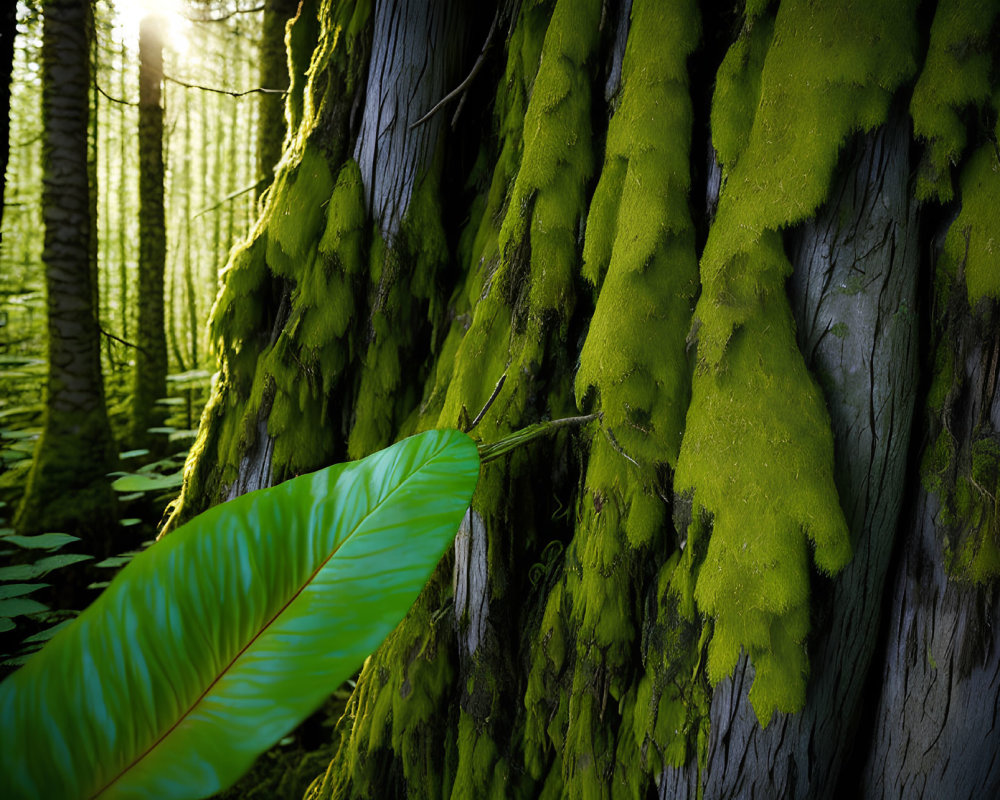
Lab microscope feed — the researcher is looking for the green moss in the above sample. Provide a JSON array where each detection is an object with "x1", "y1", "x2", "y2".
[
  {"x1": 284, "y1": 0, "x2": 321, "y2": 135},
  {"x1": 493, "y1": 0, "x2": 599, "y2": 322},
  {"x1": 700, "y1": 0, "x2": 917, "y2": 306},
  {"x1": 678, "y1": 287, "x2": 850, "y2": 721},
  {"x1": 941, "y1": 143, "x2": 1000, "y2": 305},
  {"x1": 576, "y1": 0, "x2": 699, "y2": 470},
  {"x1": 710, "y1": 13, "x2": 773, "y2": 169},
  {"x1": 909, "y1": 0, "x2": 1000, "y2": 202},
  {"x1": 264, "y1": 144, "x2": 335, "y2": 277},
  {"x1": 674, "y1": 0, "x2": 918, "y2": 724}
]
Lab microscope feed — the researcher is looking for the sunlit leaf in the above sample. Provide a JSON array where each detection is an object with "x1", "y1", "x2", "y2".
[
  {"x1": 118, "y1": 449, "x2": 150, "y2": 460},
  {"x1": 0, "y1": 429, "x2": 479, "y2": 800},
  {"x1": 110, "y1": 472, "x2": 183, "y2": 492}
]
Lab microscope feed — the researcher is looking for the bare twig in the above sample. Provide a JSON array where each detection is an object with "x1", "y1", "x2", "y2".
[
  {"x1": 185, "y1": 4, "x2": 265, "y2": 23},
  {"x1": 193, "y1": 180, "x2": 264, "y2": 218},
  {"x1": 99, "y1": 325, "x2": 145, "y2": 354},
  {"x1": 95, "y1": 83, "x2": 138, "y2": 107},
  {"x1": 602, "y1": 427, "x2": 640, "y2": 467},
  {"x1": 164, "y1": 72, "x2": 286, "y2": 97},
  {"x1": 466, "y1": 373, "x2": 506, "y2": 432},
  {"x1": 409, "y1": 8, "x2": 499, "y2": 131}
]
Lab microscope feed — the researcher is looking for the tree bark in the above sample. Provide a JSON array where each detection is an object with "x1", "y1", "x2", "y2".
[
  {"x1": 131, "y1": 13, "x2": 169, "y2": 452},
  {"x1": 0, "y1": 1, "x2": 17, "y2": 242},
  {"x1": 15, "y1": 0, "x2": 116, "y2": 540},
  {"x1": 169, "y1": 2, "x2": 1000, "y2": 797},
  {"x1": 661, "y1": 106, "x2": 921, "y2": 800},
  {"x1": 256, "y1": 0, "x2": 299, "y2": 202},
  {"x1": 859, "y1": 254, "x2": 1000, "y2": 798}
]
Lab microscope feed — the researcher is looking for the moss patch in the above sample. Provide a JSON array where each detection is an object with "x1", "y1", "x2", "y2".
[
  {"x1": 909, "y1": 0, "x2": 1000, "y2": 203},
  {"x1": 676, "y1": 0, "x2": 919, "y2": 723}
]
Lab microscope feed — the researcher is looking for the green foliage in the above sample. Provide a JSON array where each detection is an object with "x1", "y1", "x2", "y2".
[
  {"x1": 909, "y1": 0, "x2": 1000, "y2": 202},
  {"x1": 0, "y1": 429, "x2": 479, "y2": 800}
]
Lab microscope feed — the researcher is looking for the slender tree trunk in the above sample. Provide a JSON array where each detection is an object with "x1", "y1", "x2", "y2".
[
  {"x1": 0, "y1": 2, "x2": 17, "y2": 243},
  {"x1": 15, "y1": 0, "x2": 116, "y2": 539},
  {"x1": 256, "y1": 0, "x2": 299, "y2": 203},
  {"x1": 131, "y1": 13, "x2": 169, "y2": 451}
]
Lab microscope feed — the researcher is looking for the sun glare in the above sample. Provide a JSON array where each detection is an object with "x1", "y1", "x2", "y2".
[{"x1": 112, "y1": 0, "x2": 192, "y2": 56}]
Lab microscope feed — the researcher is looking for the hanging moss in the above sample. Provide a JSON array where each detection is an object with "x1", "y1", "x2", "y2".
[
  {"x1": 676, "y1": 0, "x2": 919, "y2": 724},
  {"x1": 946, "y1": 141, "x2": 1000, "y2": 306},
  {"x1": 318, "y1": 573, "x2": 457, "y2": 799},
  {"x1": 909, "y1": 0, "x2": 1000, "y2": 203},
  {"x1": 710, "y1": 13, "x2": 773, "y2": 169},
  {"x1": 264, "y1": 144, "x2": 335, "y2": 277},
  {"x1": 575, "y1": 0, "x2": 699, "y2": 470}
]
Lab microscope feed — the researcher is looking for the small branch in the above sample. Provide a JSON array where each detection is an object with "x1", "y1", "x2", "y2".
[
  {"x1": 478, "y1": 414, "x2": 599, "y2": 464},
  {"x1": 95, "y1": 83, "x2": 138, "y2": 107},
  {"x1": 193, "y1": 180, "x2": 264, "y2": 217},
  {"x1": 409, "y1": 8, "x2": 499, "y2": 131},
  {"x1": 466, "y1": 373, "x2": 506, "y2": 432},
  {"x1": 186, "y1": 4, "x2": 265, "y2": 23},
  {"x1": 163, "y1": 73, "x2": 286, "y2": 98},
  {"x1": 99, "y1": 325, "x2": 145, "y2": 354},
  {"x1": 602, "y1": 427, "x2": 640, "y2": 468}
]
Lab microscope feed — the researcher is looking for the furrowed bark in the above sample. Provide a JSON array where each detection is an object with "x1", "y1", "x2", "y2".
[
  {"x1": 131, "y1": 13, "x2": 169, "y2": 452},
  {"x1": 663, "y1": 109, "x2": 919, "y2": 799},
  {"x1": 860, "y1": 271, "x2": 1000, "y2": 797},
  {"x1": 15, "y1": 0, "x2": 117, "y2": 540}
]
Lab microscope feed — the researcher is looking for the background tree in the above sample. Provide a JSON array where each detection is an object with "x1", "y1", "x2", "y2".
[
  {"x1": 0, "y1": 2, "x2": 18, "y2": 238},
  {"x1": 155, "y1": 0, "x2": 1000, "y2": 797},
  {"x1": 131, "y1": 12, "x2": 169, "y2": 452},
  {"x1": 256, "y1": 0, "x2": 299, "y2": 201},
  {"x1": 15, "y1": 0, "x2": 116, "y2": 538}
]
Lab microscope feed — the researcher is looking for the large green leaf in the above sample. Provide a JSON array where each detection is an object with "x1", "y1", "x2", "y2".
[{"x1": 0, "y1": 429, "x2": 479, "y2": 799}]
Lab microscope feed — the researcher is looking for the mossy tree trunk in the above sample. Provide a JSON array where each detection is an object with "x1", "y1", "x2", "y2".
[
  {"x1": 131, "y1": 13, "x2": 169, "y2": 452},
  {"x1": 15, "y1": 0, "x2": 116, "y2": 539},
  {"x1": 169, "y1": 1, "x2": 1000, "y2": 797}
]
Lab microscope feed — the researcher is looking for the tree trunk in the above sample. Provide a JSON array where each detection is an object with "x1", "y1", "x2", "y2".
[
  {"x1": 15, "y1": 0, "x2": 116, "y2": 539},
  {"x1": 256, "y1": 0, "x2": 299, "y2": 202},
  {"x1": 131, "y1": 13, "x2": 168, "y2": 452},
  {"x1": 0, "y1": 1, "x2": 17, "y2": 242},
  {"x1": 167, "y1": 1, "x2": 1000, "y2": 797}
]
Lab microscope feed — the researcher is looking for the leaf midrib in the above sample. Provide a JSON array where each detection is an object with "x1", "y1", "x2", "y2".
[{"x1": 91, "y1": 442, "x2": 452, "y2": 798}]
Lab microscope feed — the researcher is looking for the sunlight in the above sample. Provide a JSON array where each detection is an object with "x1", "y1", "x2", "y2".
[{"x1": 112, "y1": 0, "x2": 192, "y2": 56}]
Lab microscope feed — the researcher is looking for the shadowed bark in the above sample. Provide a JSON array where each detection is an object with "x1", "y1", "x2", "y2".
[
  {"x1": 15, "y1": 0, "x2": 116, "y2": 539},
  {"x1": 860, "y1": 273, "x2": 1000, "y2": 797},
  {"x1": 660, "y1": 105, "x2": 920, "y2": 800},
  {"x1": 0, "y1": 2, "x2": 16, "y2": 240},
  {"x1": 256, "y1": 0, "x2": 299, "y2": 201}
]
